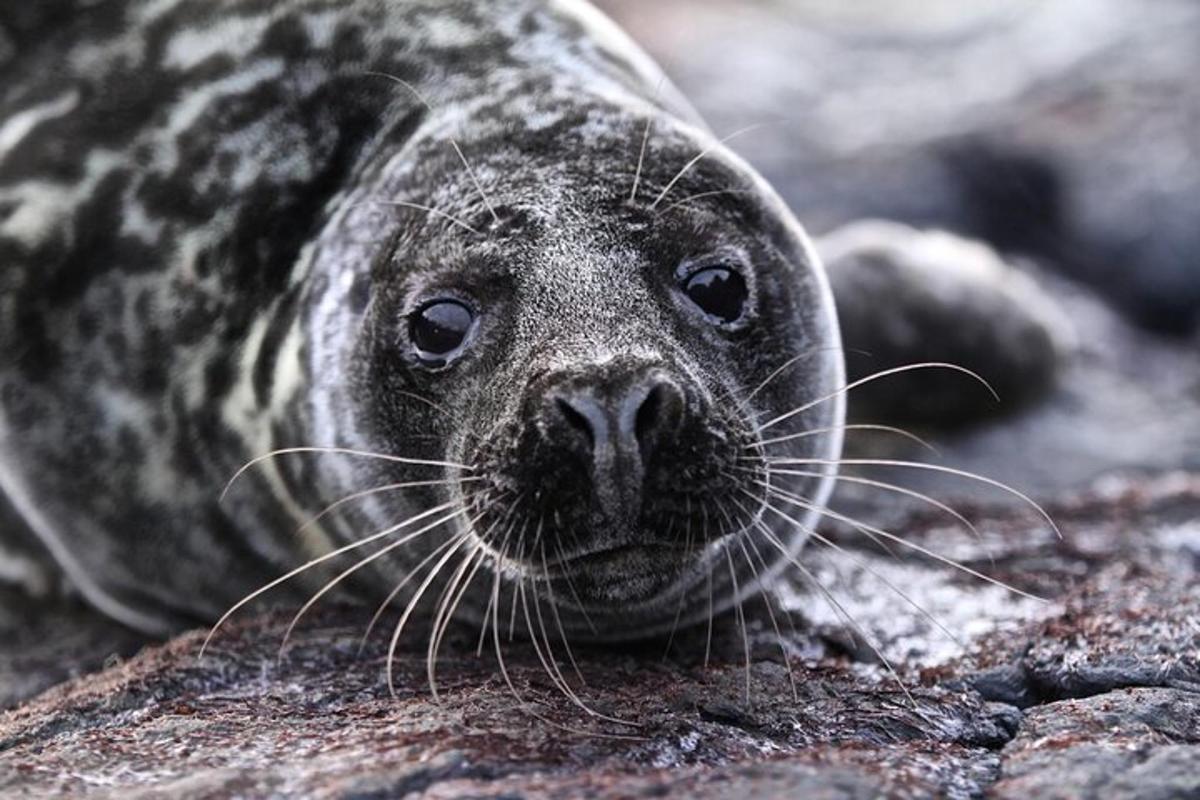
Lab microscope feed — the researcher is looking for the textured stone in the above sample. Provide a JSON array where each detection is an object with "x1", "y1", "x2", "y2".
[{"x1": 2, "y1": 474, "x2": 1198, "y2": 798}]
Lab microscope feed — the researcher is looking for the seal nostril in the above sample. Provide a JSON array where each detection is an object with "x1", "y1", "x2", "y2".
[
  {"x1": 635, "y1": 384, "x2": 663, "y2": 448},
  {"x1": 555, "y1": 396, "x2": 595, "y2": 449}
]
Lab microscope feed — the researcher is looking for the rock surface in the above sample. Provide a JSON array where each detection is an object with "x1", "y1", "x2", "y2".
[{"x1": 2, "y1": 473, "x2": 1198, "y2": 798}]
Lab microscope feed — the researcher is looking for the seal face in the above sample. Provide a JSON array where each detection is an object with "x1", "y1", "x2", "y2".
[{"x1": 0, "y1": 0, "x2": 844, "y2": 639}]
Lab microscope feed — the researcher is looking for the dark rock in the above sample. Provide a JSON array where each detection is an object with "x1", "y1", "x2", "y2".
[{"x1": 991, "y1": 688, "x2": 1200, "y2": 800}]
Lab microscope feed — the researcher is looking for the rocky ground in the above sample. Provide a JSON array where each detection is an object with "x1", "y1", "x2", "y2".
[
  {"x1": 2, "y1": 1, "x2": 1199, "y2": 797},
  {"x1": 1, "y1": 472, "x2": 1198, "y2": 798}
]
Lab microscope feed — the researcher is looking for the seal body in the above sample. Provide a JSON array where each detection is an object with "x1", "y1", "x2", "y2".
[{"x1": 0, "y1": 0, "x2": 844, "y2": 637}]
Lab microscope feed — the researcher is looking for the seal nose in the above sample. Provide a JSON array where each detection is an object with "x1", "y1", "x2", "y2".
[
  {"x1": 551, "y1": 375, "x2": 684, "y2": 465},
  {"x1": 545, "y1": 372, "x2": 685, "y2": 518}
]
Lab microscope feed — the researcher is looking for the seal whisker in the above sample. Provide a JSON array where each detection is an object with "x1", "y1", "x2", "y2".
[
  {"x1": 756, "y1": 362, "x2": 999, "y2": 435},
  {"x1": 485, "y1": 546, "x2": 643, "y2": 741},
  {"x1": 427, "y1": 498, "x2": 526, "y2": 695},
  {"x1": 373, "y1": 200, "x2": 482, "y2": 235},
  {"x1": 386, "y1": 523, "x2": 482, "y2": 698},
  {"x1": 393, "y1": 389, "x2": 456, "y2": 421},
  {"x1": 627, "y1": 76, "x2": 665, "y2": 203},
  {"x1": 539, "y1": 538, "x2": 586, "y2": 686},
  {"x1": 477, "y1": 515, "x2": 529, "y2": 657},
  {"x1": 754, "y1": 457, "x2": 1060, "y2": 540},
  {"x1": 753, "y1": 424, "x2": 938, "y2": 455},
  {"x1": 755, "y1": 467, "x2": 990, "y2": 560},
  {"x1": 364, "y1": 70, "x2": 501, "y2": 225},
  {"x1": 221, "y1": 447, "x2": 473, "y2": 502},
  {"x1": 518, "y1": 578, "x2": 607, "y2": 724},
  {"x1": 732, "y1": 514, "x2": 798, "y2": 702},
  {"x1": 723, "y1": 545, "x2": 753, "y2": 707},
  {"x1": 278, "y1": 506, "x2": 477, "y2": 660},
  {"x1": 426, "y1": 542, "x2": 489, "y2": 699},
  {"x1": 519, "y1": 577, "x2": 637, "y2": 727},
  {"x1": 758, "y1": 481, "x2": 1046, "y2": 601},
  {"x1": 659, "y1": 513, "x2": 694, "y2": 662},
  {"x1": 359, "y1": 533, "x2": 464, "y2": 654},
  {"x1": 747, "y1": 505, "x2": 917, "y2": 707},
  {"x1": 648, "y1": 122, "x2": 772, "y2": 211},
  {"x1": 744, "y1": 345, "x2": 852, "y2": 405},
  {"x1": 551, "y1": 535, "x2": 599, "y2": 636},
  {"x1": 752, "y1": 489, "x2": 965, "y2": 650},
  {"x1": 449, "y1": 140, "x2": 502, "y2": 225},
  {"x1": 521, "y1": 577, "x2": 575, "y2": 702},
  {"x1": 507, "y1": 517, "x2": 535, "y2": 642},
  {"x1": 292, "y1": 476, "x2": 484, "y2": 544},
  {"x1": 200, "y1": 498, "x2": 468, "y2": 658},
  {"x1": 703, "y1": 548, "x2": 715, "y2": 670},
  {"x1": 652, "y1": 188, "x2": 754, "y2": 218},
  {"x1": 628, "y1": 114, "x2": 654, "y2": 203}
]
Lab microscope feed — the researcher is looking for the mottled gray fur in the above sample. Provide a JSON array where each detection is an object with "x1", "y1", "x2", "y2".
[{"x1": 0, "y1": 0, "x2": 843, "y2": 638}]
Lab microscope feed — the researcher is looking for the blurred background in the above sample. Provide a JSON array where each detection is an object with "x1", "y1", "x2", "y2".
[{"x1": 599, "y1": 0, "x2": 1200, "y2": 505}]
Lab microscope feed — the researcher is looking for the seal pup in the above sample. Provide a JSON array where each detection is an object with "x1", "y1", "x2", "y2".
[{"x1": 0, "y1": 0, "x2": 849, "y2": 645}]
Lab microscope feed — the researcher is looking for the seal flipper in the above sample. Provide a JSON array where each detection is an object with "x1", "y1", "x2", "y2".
[{"x1": 817, "y1": 220, "x2": 1074, "y2": 427}]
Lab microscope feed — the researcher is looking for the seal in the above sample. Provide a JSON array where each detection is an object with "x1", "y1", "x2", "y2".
[{"x1": 0, "y1": 0, "x2": 844, "y2": 643}]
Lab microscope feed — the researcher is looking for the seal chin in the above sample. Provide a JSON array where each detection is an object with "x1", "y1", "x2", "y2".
[{"x1": 546, "y1": 543, "x2": 692, "y2": 605}]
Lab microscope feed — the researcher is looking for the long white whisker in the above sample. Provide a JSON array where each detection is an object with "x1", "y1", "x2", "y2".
[
  {"x1": 387, "y1": 525, "x2": 480, "y2": 697},
  {"x1": 744, "y1": 346, "x2": 845, "y2": 405},
  {"x1": 629, "y1": 117, "x2": 654, "y2": 203},
  {"x1": 754, "y1": 424, "x2": 938, "y2": 454},
  {"x1": 748, "y1": 508, "x2": 916, "y2": 707},
  {"x1": 757, "y1": 362, "x2": 999, "y2": 434},
  {"x1": 755, "y1": 467, "x2": 989, "y2": 558},
  {"x1": 551, "y1": 537, "x2": 599, "y2": 636},
  {"x1": 374, "y1": 200, "x2": 481, "y2": 235},
  {"x1": 221, "y1": 447, "x2": 472, "y2": 501},
  {"x1": 292, "y1": 476, "x2": 483, "y2": 542},
  {"x1": 540, "y1": 539, "x2": 585, "y2": 686},
  {"x1": 756, "y1": 457, "x2": 1060, "y2": 539},
  {"x1": 653, "y1": 188, "x2": 752, "y2": 218},
  {"x1": 703, "y1": 551, "x2": 715, "y2": 670},
  {"x1": 426, "y1": 543, "x2": 488, "y2": 699},
  {"x1": 449, "y1": 140, "x2": 501, "y2": 224},
  {"x1": 648, "y1": 122, "x2": 770, "y2": 210},
  {"x1": 200, "y1": 497, "x2": 466, "y2": 658},
  {"x1": 758, "y1": 483, "x2": 1046, "y2": 602},
  {"x1": 478, "y1": 516, "x2": 527, "y2": 656},
  {"x1": 724, "y1": 546, "x2": 753, "y2": 707},
  {"x1": 750, "y1": 490, "x2": 964, "y2": 650},
  {"x1": 734, "y1": 527, "x2": 797, "y2": 702},
  {"x1": 358, "y1": 533, "x2": 462, "y2": 653},
  {"x1": 486, "y1": 548, "x2": 638, "y2": 741},
  {"x1": 427, "y1": 499, "x2": 526, "y2": 695},
  {"x1": 365, "y1": 70, "x2": 500, "y2": 224},
  {"x1": 519, "y1": 579, "x2": 634, "y2": 726},
  {"x1": 278, "y1": 507, "x2": 470, "y2": 660}
]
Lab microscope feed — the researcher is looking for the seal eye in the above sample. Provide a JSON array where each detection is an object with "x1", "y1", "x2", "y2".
[
  {"x1": 410, "y1": 299, "x2": 474, "y2": 363},
  {"x1": 682, "y1": 266, "x2": 748, "y2": 324}
]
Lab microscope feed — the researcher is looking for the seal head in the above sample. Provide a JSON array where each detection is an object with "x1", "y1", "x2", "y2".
[{"x1": 310, "y1": 96, "x2": 845, "y2": 639}]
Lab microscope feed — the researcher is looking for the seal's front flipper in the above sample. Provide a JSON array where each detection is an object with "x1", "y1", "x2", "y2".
[{"x1": 817, "y1": 220, "x2": 1074, "y2": 428}]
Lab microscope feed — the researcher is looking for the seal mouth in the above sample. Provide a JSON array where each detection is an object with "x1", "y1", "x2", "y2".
[{"x1": 543, "y1": 542, "x2": 692, "y2": 578}]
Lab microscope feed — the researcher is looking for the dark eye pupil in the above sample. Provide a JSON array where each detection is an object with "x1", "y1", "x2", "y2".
[
  {"x1": 683, "y1": 266, "x2": 747, "y2": 323},
  {"x1": 411, "y1": 300, "x2": 473, "y2": 360}
]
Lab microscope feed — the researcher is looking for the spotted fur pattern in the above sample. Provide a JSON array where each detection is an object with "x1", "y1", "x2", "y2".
[{"x1": 0, "y1": 0, "x2": 843, "y2": 636}]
